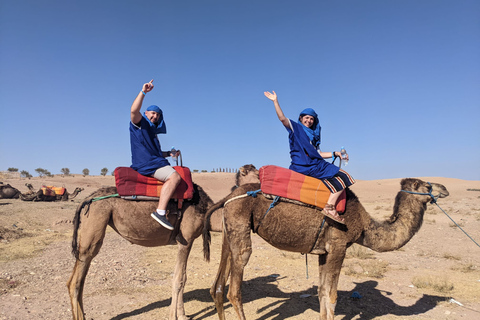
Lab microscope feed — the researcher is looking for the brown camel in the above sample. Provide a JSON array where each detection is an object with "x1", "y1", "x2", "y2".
[
  {"x1": 20, "y1": 187, "x2": 84, "y2": 201},
  {"x1": 67, "y1": 164, "x2": 259, "y2": 320},
  {"x1": 0, "y1": 184, "x2": 21, "y2": 199},
  {"x1": 202, "y1": 178, "x2": 449, "y2": 320}
]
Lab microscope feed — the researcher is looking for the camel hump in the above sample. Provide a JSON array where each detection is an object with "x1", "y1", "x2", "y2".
[
  {"x1": 114, "y1": 166, "x2": 194, "y2": 200},
  {"x1": 259, "y1": 165, "x2": 346, "y2": 212}
]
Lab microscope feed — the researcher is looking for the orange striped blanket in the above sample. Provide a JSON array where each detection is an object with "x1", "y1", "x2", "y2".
[{"x1": 259, "y1": 165, "x2": 346, "y2": 213}]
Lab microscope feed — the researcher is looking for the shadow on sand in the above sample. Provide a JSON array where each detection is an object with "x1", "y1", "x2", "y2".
[{"x1": 111, "y1": 277, "x2": 446, "y2": 320}]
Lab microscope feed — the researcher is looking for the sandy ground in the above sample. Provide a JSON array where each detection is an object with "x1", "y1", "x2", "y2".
[{"x1": 0, "y1": 171, "x2": 479, "y2": 320}]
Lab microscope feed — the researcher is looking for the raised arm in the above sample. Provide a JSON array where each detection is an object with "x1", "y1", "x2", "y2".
[
  {"x1": 130, "y1": 79, "x2": 154, "y2": 124},
  {"x1": 264, "y1": 90, "x2": 290, "y2": 128}
]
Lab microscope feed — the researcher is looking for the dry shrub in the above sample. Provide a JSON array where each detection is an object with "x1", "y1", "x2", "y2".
[
  {"x1": 442, "y1": 253, "x2": 461, "y2": 260},
  {"x1": 346, "y1": 244, "x2": 375, "y2": 259},
  {"x1": 412, "y1": 276, "x2": 454, "y2": 293},
  {"x1": 451, "y1": 263, "x2": 478, "y2": 273},
  {"x1": 449, "y1": 221, "x2": 465, "y2": 228},
  {"x1": 344, "y1": 260, "x2": 389, "y2": 279}
]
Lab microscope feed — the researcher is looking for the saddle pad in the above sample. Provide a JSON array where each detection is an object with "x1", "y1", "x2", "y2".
[
  {"x1": 41, "y1": 186, "x2": 65, "y2": 196},
  {"x1": 114, "y1": 166, "x2": 194, "y2": 200},
  {"x1": 259, "y1": 165, "x2": 346, "y2": 213}
]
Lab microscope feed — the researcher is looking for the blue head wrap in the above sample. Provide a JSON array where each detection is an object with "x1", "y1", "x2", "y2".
[
  {"x1": 144, "y1": 105, "x2": 166, "y2": 134},
  {"x1": 298, "y1": 108, "x2": 321, "y2": 148}
]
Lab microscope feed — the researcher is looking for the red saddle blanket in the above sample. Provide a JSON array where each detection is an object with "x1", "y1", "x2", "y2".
[
  {"x1": 259, "y1": 165, "x2": 346, "y2": 213},
  {"x1": 114, "y1": 166, "x2": 194, "y2": 200}
]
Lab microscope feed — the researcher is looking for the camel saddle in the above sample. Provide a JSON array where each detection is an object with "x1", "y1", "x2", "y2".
[
  {"x1": 259, "y1": 165, "x2": 346, "y2": 213},
  {"x1": 41, "y1": 186, "x2": 66, "y2": 196},
  {"x1": 114, "y1": 166, "x2": 194, "y2": 202}
]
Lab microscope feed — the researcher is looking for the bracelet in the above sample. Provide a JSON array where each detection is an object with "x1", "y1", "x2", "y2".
[
  {"x1": 141, "y1": 90, "x2": 146, "y2": 96},
  {"x1": 332, "y1": 151, "x2": 336, "y2": 158}
]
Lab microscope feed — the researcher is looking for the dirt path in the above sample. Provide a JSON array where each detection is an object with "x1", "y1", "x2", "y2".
[{"x1": 1, "y1": 174, "x2": 479, "y2": 319}]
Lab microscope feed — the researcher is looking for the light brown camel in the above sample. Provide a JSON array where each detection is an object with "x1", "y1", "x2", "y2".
[
  {"x1": 67, "y1": 164, "x2": 259, "y2": 320},
  {"x1": 20, "y1": 187, "x2": 84, "y2": 201},
  {"x1": 202, "y1": 178, "x2": 449, "y2": 320},
  {"x1": 0, "y1": 184, "x2": 21, "y2": 199}
]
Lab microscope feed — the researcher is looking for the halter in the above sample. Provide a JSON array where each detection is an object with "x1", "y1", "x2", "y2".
[
  {"x1": 400, "y1": 182, "x2": 440, "y2": 204},
  {"x1": 401, "y1": 182, "x2": 479, "y2": 248}
]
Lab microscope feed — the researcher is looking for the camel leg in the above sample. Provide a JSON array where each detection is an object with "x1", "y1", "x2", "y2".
[
  {"x1": 317, "y1": 246, "x2": 346, "y2": 320},
  {"x1": 67, "y1": 211, "x2": 110, "y2": 320},
  {"x1": 169, "y1": 239, "x2": 194, "y2": 320},
  {"x1": 225, "y1": 223, "x2": 252, "y2": 320},
  {"x1": 210, "y1": 230, "x2": 232, "y2": 320}
]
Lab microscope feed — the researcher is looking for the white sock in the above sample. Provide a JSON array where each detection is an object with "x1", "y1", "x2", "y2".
[{"x1": 156, "y1": 209, "x2": 166, "y2": 216}]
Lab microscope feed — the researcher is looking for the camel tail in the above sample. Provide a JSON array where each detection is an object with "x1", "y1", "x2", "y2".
[
  {"x1": 202, "y1": 197, "x2": 229, "y2": 262},
  {"x1": 71, "y1": 199, "x2": 93, "y2": 259}
]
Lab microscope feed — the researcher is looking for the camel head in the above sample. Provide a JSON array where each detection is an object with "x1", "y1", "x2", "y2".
[
  {"x1": 235, "y1": 164, "x2": 259, "y2": 187},
  {"x1": 400, "y1": 178, "x2": 449, "y2": 203}
]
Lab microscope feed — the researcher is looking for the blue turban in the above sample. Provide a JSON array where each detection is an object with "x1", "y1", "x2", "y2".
[
  {"x1": 298, "y1": 108, "x2": 321, "y2": 148},
  {"x1": 144, "y1": 105, "x2": 166, "y2": 134}
]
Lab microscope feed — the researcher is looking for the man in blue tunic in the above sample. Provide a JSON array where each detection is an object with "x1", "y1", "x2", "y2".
[{"x1": 130, "y1": 79, "x2": 181, "y2": 230}]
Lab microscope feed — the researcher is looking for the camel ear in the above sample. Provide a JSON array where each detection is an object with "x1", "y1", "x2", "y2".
[{"x1": 412, "y1": 179, "x2": 420, "y2": 190}]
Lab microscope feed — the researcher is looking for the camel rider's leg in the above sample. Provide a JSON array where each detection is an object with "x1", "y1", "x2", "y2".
[{"x1": 151, "y1": 167, "x2": 182, "y2": 230}]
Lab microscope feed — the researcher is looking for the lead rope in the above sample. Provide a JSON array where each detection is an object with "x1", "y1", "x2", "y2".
[{"x1": 401, "y1": 184, "x2": 480, "y2": 249}]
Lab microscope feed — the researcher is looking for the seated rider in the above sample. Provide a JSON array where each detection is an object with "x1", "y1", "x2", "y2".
[
  {"x1": 264, "y1": 90, "x2": 355, "y2": 224},
  {"x1": 130, "y1": 79, "x2": 181, "y2": 230}
]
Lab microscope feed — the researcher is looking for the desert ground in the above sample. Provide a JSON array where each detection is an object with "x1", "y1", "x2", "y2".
[{"x1": 0, "y1": 170, "x2": 479, "y2": 320}]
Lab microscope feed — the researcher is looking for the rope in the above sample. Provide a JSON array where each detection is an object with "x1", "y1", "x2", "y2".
[
  {"x1": 91, "y1": 193, "x2": 120, "y2": 202},
  {"x1": 254, "y1": 196, "x2": 280, "y2": 233},
  {"x1": 401, "y1": 185, "x2": 480, "y2": 249}
]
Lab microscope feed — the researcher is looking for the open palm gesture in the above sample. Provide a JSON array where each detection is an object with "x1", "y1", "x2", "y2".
[{"x1": 264, "y1": 90, "x2": 277, "y2": 102}]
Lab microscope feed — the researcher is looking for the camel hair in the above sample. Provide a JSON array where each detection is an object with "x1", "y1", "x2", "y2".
[
  {"x1": 67, "y1": 164, "x2": 259, "y2": 320},
  {"x1": 202, "y1": 178, "x2": 449, "y2": 320},
  {"x1": 20, "y1": 187, "x2": 84, "y2": 201}
]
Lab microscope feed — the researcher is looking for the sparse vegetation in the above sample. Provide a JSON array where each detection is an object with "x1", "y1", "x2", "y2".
[
  {"x1": 412, "y1": 275, "x2": 454, "y2": 293},
  {"x1": 451, "y1": 263, "x2": 477, "y2": 273},
  {"x1": 346, "y1": 244, "x2": 375, "y2": 259},
  {"x1": 61, "y1": 168, "x2": 70, "y2": 176},
  {"x1": 7, "y1": 168, "x2": 18, "y2": 172},
  {"x1": 100, "y1": 168, "x2": 108, "y2": 176},
  {"x1": 443, "y1": 253, "x2": 461, "y2": 260},
  {"x1": 35, "y1": 168, "x2": 53, "y2": 177},
  {"x1": 82, "y1": 168, "x2": 89, "y2": 176},
  {"x1": 20, "y1": 170, "x2": 32, "y2": 178},
  {"x1": 344, "y1": 260, "x2": 389, "y2": 279}
]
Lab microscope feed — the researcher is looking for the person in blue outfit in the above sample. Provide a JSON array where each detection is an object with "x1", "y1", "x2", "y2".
[
  {"x1": 130, "y1": 79, "x2": 181, "y2": 230},
  {"x1": 264, "y1": 90, "x2": 355, "y2": 224}
]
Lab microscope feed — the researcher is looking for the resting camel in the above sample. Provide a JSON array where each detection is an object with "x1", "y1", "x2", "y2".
[
  {"x1": 20, "y1": 187, "x2": 84, "y2": 201},
  {"x1": 202, "y1": 178, "x2": 449, "y2": 320},
  {"x1": 67, "y1": 164, "x2": 259, "y2": 320},
  {"x1": 0, "y1": 184, "x2": 21, "y2": 199}
]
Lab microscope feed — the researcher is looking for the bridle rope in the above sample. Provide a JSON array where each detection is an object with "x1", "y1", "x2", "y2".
[{"x1": 401, "y1": 183, "x2": 480, "y2": 249}]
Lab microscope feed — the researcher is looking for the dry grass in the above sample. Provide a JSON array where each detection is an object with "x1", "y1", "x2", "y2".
[
  {"x1": 442, "y1": 253, "x2": 461, "y2": 260},
  {"x1": 451, "y1": 263, "x2": 478, "y2": 273},
  {"x1": 412, "y1": 275, "x2": 454, "y2": 293},
  {"x1": 0, "y1": 231, "x2": 69, "y2": 262},
  {"x1": 346, "y1": 244, "x2": 375, "y2": 259},
  {"x1": 344, "y1": 259, "x2": 389, "y2": 279}
]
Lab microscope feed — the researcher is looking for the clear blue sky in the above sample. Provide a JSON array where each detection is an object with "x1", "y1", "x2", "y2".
[{"x1": 1, "y1": 0, "x2": 479, "y2": 180}]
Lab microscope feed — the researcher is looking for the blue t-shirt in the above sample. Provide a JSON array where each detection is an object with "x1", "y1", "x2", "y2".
[
  {"x1": 130, "y1": 117, "x2": 169, "y2": 176},
  {"x1": 287, "y1": 119, "x2": 339, "y2": 179}
]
